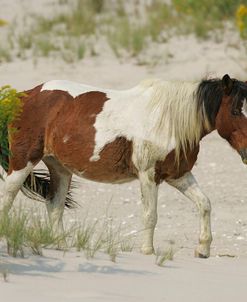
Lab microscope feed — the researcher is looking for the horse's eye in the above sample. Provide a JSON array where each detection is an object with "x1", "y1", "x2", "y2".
[{"x1": 232, "y1": 109, "x2": 240, "y2": 116}]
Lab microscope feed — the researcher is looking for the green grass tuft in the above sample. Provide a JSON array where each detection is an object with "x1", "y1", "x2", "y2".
[
  {"x1": 33, "y1": 37, "x2": 58, "y2": 57},
  {"x1": 0, "y1": 46, "x2": 11, "y2": 63},
  {"x1": 155, "y1": 246, "x2": 175, "y2": 267},
  {"x1": 0, "y1": 210, "x2": 27, "y2": 257}
]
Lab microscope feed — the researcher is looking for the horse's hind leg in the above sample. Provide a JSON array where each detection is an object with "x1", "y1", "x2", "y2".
[
  {"x1": 0, "y1": 125, "x2": 44, "y2": 214},
  {"x1": 0, "y1": 162, "x2": 34, "y2": 214},
  {"x1": 43, "y1": 156, "x2": 72, "y2": 233},
  {"x1": 167, "y1": 171, "x2": 212, "y2": 258}
]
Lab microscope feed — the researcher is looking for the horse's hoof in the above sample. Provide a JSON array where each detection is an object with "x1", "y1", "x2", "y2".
[
  {"x1": 194, "y1": 249, "x2": 210, "y2": 259},
  {"x1": 141, "y1": 246, "x2": 154, "y2": 255}
]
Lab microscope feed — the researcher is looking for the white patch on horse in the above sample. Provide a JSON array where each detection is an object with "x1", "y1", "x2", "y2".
[
  {"x1": 5, "y1": 162, "x2": 34, "y2": 189},
  {"x1": 91, "y1": 80, "x2": 199, "y2": 170},
  {"x1": 241, "y1": 99, "x2": 247, "y2": 118},
  {"x1": 63, "y1": 135, "x2": 70, "y2": 143},
  {"x1": 90, "y1": 84, "x2": 153, "y2": 162},
  {"x1": 0, "y1": 162, "x2": 33, "y2": 212},
  {"x1": 41, "y1": 80, "x2": 109, "y2": 98}
]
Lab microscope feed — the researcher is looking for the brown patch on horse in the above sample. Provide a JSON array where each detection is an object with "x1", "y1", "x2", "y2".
[
  {"x1": 82, "y1": 137, "x2": 136, "y2": 183},
  {"x1": 155, "y1": 146, "x2": 200, "y2": 184},
  {"x1": 9, "y1": 85, "x2": 75, "y2": 173},
  {"x1": 45, "y1": 91, "x2": 136, "y2": 183},
  {"x1": 9, "y1": 85, "x2": 44, "y2": 172},
  {"x1": 9, "y1": 85, "x2": 82, "y2": 173}
]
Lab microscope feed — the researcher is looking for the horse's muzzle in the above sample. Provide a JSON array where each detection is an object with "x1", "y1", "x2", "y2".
[{"x1": 239, "y1": 149, "x2": 247, "y2": 164}]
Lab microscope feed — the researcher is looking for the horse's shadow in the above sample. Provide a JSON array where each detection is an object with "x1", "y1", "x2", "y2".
[
  {"x1": 0, "y1": 257, "x2": 65, "y2": 278},
  {"x1": 78, "y1": 262, "x2": 154, "y2": 275},
  {"x1": 0, "y1": 256, "x2": 156, "y2": 278}
]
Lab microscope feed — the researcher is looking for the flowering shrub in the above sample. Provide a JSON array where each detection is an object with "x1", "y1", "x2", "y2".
[
  {"x1": 172, "y1": 0, "x2": 243, "y2": 38},
  {"x1": 236, "y1": 4, "x2": 247, "y2": 39},
  {"x1": 0, "y1": 86, "x2": 24, "y2": 170},
  {"x1": 0, "y1": 19, "x2": 8, "y2": 27}
]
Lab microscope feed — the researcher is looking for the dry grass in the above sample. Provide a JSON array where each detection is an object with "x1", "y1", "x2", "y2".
[
  {"x1": 0, "y1": 268, "x2": 9, "y2": 282},
  {"x1": 155, "y1": 246, "x2": 175, "y2": 267},
  {"x1": 0, "y1": 206, "x2": 136, "y2": 263},
  {"x1": 0, "y1": 46, "x2": 11, "y2": 63},
  {"x1": 172, "y1": 0, "x2": 244, "y2": 38},
  {"x1": 1, "y1": 0, "x2": 243, "y2": 63},
  {"x1": 120, "y1": 235, "x2": 135, "y2": 252},
  {"x1": 0, "y1": 209, "x2": 68, "y2": 257}
]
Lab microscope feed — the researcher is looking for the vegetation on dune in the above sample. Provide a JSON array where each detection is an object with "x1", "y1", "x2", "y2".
[
  {"x1": 0, "y1": 86, "x2": 24, "y2": 172},
  {"x1": 155, "y1": 246, "x2": 175, "y2": 266},
  {"x1": 0, "y1": 208, "x2": 137, "y2": 262},
  {"x1": 0, "y1": 19, "x2": 7, "y2": 27},
  {"x1": 172, "y1": 0, "x2": 245, "y2": 38},
  {"x1": 1, "y1": 0, "x2": 247, "y2": 62},
  {"x1": 236, "y1": 4, "x2": 247, "y2": 39}
]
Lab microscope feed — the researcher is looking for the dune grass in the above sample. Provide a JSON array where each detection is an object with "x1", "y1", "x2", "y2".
[
  {"x1": 155, "y1": 245, "x2": 175, "y2": 267},
  {"x1": 0, "y1": 46, "x2": 11, "y2": 63},
  {"x1": 0, "y1": 210, "x2": 27, "y2": 257},
  {"x1": 172, "y1": 0, "x2": 244, "y2": 38},
  {"x1": 72, "y1": 218, "x2": 106, "y2": 259},
  {"x1": 0, "y1": 268, "x2": 9, "y2": 282},
  {"x1": 105, "y1": 0, "x2": 245, "y2": 57},
  {"x1": 13, "y1": 0, "x2": 99, "y2": 61},
  {"x1": 0, "y1": 209, "x2": 67, "y2": 257},
  {"x1": 0, "y1": 206, "x2": 136, "y2": 263},
  {"x1": 107, "y1": 17, "x2": 148, "y2": 57},
  {"x1": 1, "y1": 0, "x2": 246, "y2": 61}
]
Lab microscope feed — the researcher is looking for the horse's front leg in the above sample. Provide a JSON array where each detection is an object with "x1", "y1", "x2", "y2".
[
  {"x1": 139, "y1": 168, "x2": 158, "y2": 255},
  {"x1": 167, "y1": 171, "x2": 212, "y2": 258}
]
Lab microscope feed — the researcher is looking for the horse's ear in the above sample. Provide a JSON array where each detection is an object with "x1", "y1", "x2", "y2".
[{"x1": 222, "y1": 74, "x2": 233, "y2": 95}]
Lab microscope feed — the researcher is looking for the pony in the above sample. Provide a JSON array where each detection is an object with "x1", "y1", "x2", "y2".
[{"x1": 1, "y1": 74, "x2": 247, "y2": 258}]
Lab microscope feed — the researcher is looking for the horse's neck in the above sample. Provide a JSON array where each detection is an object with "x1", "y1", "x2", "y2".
[{"x1": 200, "y1": 124, "x2": 216, "y2": 140}]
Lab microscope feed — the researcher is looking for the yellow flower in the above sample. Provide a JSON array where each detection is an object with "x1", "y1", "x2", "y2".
[
  {"x1": 237, "y1": 5, "x2": 247, "y2": 18},
  {"x1": 0, "y1": 18, "x2": 8, "y2": 27},
  {"x1": 236, "y1": 5, "x2": 247, "y2": 37}
]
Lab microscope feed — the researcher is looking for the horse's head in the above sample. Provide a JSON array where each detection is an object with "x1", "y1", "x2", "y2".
[{"x1": 215, "y1": 74, "x2": 247, "y2": 164}]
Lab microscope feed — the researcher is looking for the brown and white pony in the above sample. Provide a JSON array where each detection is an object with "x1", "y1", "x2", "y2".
[{"x1": 1, "y1": 74, "x2": 247, "y2": 258}]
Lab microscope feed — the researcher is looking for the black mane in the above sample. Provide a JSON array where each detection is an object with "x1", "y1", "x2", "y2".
[
  {"x1": 196, "y1": 78, "x2": 223, "y2": 126},
  {"x1": 196, "y1": 78, "x2": 247, "y2": 127},
  {"x1": 229, "y1": 80, "x2": 247, "y2": 115}
]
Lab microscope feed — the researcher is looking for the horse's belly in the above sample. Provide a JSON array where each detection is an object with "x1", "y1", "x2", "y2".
[
  {"x1": 73, "y1": 167, "x2": 136, "y2": 184},
  {"x1": 47, "y1": 133, "x2": 137, "y2": 183},
  {"x1": 64, "y1": 155, "x2": 136, "y2": 183},
  {"x1": 75, "y1": 140, "x2": 136, "y2": 183}
]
